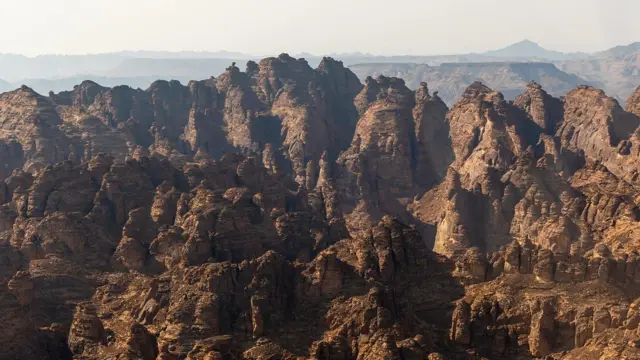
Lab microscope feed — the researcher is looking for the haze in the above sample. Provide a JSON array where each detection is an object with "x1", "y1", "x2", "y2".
[{"x1": 1, "y1": 0, "x2": 639, "y2": 56}]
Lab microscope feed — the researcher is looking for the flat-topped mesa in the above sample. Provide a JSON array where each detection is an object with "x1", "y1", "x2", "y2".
[{"x1": 514, "y1": 81, "x2": 564, "y2": 134}]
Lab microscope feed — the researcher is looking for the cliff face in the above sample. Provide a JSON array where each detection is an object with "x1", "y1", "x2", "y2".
[
  {"x1": 1, "y1": 56, "x2": 364, "y2": 189},
  {"x1": 0, "y1": 56, "x2": 640, "y2": 359},
  {"x1": 336, "y1": 76, "x2": 453, "y2": 236},
  {"x1": 413, "y1": 82, "x2": 453, "y2": 187}
]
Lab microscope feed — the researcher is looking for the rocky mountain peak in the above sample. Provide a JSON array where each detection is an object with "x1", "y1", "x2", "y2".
[{"x1": 514, "y1": 80, "x2": 564, "y2": 133}]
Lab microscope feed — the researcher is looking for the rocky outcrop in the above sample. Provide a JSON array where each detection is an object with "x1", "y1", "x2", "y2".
[
  {"x1": 0, "y1": 86, "x2": 72, "y2": 175},
  {"x1": 0, "y1": 57, "x2": 366, "y2": 194},
  {"x1": 514, "y1": 81, "x2": 564, "y2": 134},
  {"x1": 46, "y1": 215, "x2": 459, "y2": 360},
  {"x1": 339, "y1": 75, "x2": 417, "y2": 195},
  {"x1": 557, "y1": 85, "x2": 640, "y2": 185},
  {"x1": 413, "y1": 82, "x2": 453, "y2": 187},
  {"x1": 449, "y1": 268, "x2": 635, "y2": 358},
  {"x1": 67, "y1": 302, "x2": 107, "y2": 355},
  {"x1": 528, "y1": 298, "x2": 556, "y2": 357},
  {"x1": 336, "y1": 76, "x2": 455, "y2": 235},
  {"x1": 447, "y1": 81, "x2": 536, "y2": 185},
  {"x1": 454, "y1": 238, "x2": 640, "y2": 286}
]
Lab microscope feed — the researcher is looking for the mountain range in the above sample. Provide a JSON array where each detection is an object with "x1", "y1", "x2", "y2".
[
  {"x1": 349, "y1": 61, "x2": 590, "y2": 105},
  {"x1": 3, "y1": 40, "x2": 640, "y2": 104},
  {"x1": 0, "y1": 53, "x2": 638, "y2": 358},
  {"x1": 481, "y1": 39, "x2": 590, "y2": 60}
]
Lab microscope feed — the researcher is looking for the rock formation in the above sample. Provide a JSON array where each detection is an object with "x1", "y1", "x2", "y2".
[{"x1": 0, "y1": 56, "x2": 638, "y2": 359}]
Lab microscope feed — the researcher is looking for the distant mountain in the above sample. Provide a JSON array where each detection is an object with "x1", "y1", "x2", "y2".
[
  {"x1": 104, "y1": 58, "x2": 246, "y2": 78},
  {"x1": 558, "y1": 52, "x2": 640, "y2": 101},
  {"x1": 0, "y1": 53, "x2": 123, "y2": 82},
  {"x1": 2, "y1": 40, "x2": 640, "y2": 101},
  {"x1": 593, "y1": 42, "x2": 640, "y2": 59},
  {"x1": 349, "y1": 61, "x2": 590, "y2": 105},
  {"x1": 483, "y1": 39, "x2": 588, "y2": 61},
  {"x1": 17, "y1": 75, "x2": 196, "y2": 94},
  {"x1": 0, "y1": 52, "x2": 255, "y2": 82},
  {"x1": 113, "y1": 50, "x2": 255, "y2": 59}
]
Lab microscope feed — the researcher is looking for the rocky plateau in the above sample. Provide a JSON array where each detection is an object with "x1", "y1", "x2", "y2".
[{"x1": 0, "y1": 55, "x2": 638, "y2": 359}]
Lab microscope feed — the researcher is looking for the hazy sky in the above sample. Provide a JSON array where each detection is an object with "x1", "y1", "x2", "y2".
[{"x1": 1, "y1": 0, "x2": 639, "y2": 56}]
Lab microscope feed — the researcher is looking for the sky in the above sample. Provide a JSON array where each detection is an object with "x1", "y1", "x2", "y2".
[{"x1": 1, "y1": 0, "x2": 639, "y2": 56}]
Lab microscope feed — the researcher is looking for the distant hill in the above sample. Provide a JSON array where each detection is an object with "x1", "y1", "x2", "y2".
[
  {"x1": 592, "y1": 42, "x2": 640, "y2": 59},
  {"x1": 0, "y1": 53, "x2": 123, "y2": 82},
  {"x1": 0, "y1": 53, "x2": 253, "y2": 82},
  {"x1": 483, "y1": 39, "x2": 588, "y2": 61},
  {"x1": 349, "y1": 61, "x2": 591, "y2": 105},
  {"x1": 16, "y1": 75, "x2": 195, "y2": 95},
  {"x1": 113, "y1": 50, "x2": 255, "y2": 59},
  {"x1": 104, "y1": 58, "x2": 246, "y2": 78},
  {"x1": 11, "y1": 59, "x2": 598, "y2": 105},
  {"x1": 0, "y1": 40, "x2": 574, "y2": 82},
  {"x1": 557, "y1": 52, "x2": 640, "y2": 101},
  {"x1": 2, "y1": 40, "x2": 640, "y2": 102}
]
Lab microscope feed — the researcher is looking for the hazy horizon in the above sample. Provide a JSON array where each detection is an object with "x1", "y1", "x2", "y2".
[
  {"x1": 2, "y1": 38, "x2": 639, "y2": 58},
  {"x1": 2, "y1": 0, "x2": 639, "y2": 57}
]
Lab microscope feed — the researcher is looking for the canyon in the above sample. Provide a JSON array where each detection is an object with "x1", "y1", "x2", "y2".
[{"x1": 0, "y1": 54, "x2": 638, "y2": 359}]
